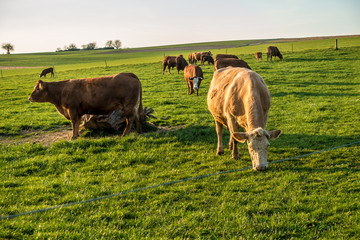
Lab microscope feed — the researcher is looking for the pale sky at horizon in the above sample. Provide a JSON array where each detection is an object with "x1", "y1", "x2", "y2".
[{"x1": 0, "y1": 0, "x2": 359, "y2": 53}]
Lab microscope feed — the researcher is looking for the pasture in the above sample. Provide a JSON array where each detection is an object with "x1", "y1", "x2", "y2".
[{"x1": 0, "y1": 37, "x2": 360, "y2": 239}]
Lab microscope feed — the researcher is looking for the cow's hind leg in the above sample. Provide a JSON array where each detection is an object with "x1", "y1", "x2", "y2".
[
  {"x1": 215, "y1": 120, "x2": 224, "y2": 155},
  {"x1": 134, "y1": 109, "x2": 142, "y2": 134},
  {"x1": 122, "y1": 114, "x2": 135, "y2": 137}
]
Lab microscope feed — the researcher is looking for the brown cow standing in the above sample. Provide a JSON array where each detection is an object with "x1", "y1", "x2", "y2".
[
  {"x1": 28, "y1": 73, "x2": 144, "y2": 139},
  {"x1": 191, "y1": 52, "x2": 202, "y2": 65},
  {"x1": 214, "y1": 58, "x2": 252, "y2": 70},
  {"x1": 200, "y1": 54, "x2": 214, "y2": 65},
  {"x1": 207, "y1": 67, "x2": 281, "y2": 171},
  {"x1": 267, "y1": 46, "x2": 283, "y2": 61},
  {"x1": 39, "y1": 67, "x2": 54, "y2": 78},
  {"x1": 184, "y1": 65, "x2": 203, "y2": 96},
  {"x1": 162, "y1": 56, "x2": 177, "y2": 74},
  {"x1": 214, "y1": 54, "x2": 238, "y2": 62},
  {"x1": 255, "y1": 52, "x2": 262, "y2": 62},
  {"x1": 176, "y1": 55, "x2": 189, "y2": 74}
]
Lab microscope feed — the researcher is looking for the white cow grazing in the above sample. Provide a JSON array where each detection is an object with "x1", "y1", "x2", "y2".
[{"x1": 207, "y1": 67, "x2": 281, "y2": 171}]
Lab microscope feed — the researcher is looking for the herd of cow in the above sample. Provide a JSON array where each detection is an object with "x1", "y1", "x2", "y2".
[
  {"x1": 162, "y1": 46, "x2": 282, "y2": 96},
  {"x1": 28, "y1": 46, "x2": 283, "y2": 171}
]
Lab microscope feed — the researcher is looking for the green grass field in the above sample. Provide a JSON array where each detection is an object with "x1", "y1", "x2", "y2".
[{"x1": 1, "y1": 36, "x2": 360, "y2": 239}]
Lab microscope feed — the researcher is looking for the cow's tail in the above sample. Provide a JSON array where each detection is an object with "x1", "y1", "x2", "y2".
[{"x1": 138, "y1": 82, "x2": 145, "y2": 124}]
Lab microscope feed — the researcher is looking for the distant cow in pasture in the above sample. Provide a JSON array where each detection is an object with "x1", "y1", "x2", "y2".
[
  {"x1": 162, "y1": 56, "x2": 177, "y2": 74},
  {"x1": 214, "y1": 58, "x2": 252, "y2": 70},
  {"x1": 184, "y1": 65, "x2": 203, "y2": 96},
  {"x1": 28, "y1": 73, "x2": 144, "y2": 139},
  {"x1": 190, "y1": 51, "x2": 212, "y2": 64},
  {"x1": 214, "y1": 54, "x2": 238, "y2": 62},
  {"x1": 201, "y1": 54, "x2": 214, "y2": 65},
  {"x1": 255, "y1": 52, "x2": 262, "y2": 62},
  {"x1": 267, "y1": 46, "x2": 283, "y2": 61},
  {"x1": 39, "y1": 67, "x2": 54, "y2": 78},
  {"x1": 188, "y1": 53, "x2": 195, "y2": 64},
  {"x1": 207, "y1": 67, "x2": 281, "y2": 171},
  {"x1": 176, "y1": 55, "x2": 189, "y2": 74}
]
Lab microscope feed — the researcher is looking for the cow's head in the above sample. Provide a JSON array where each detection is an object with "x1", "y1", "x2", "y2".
[
  {"x1": 189, "y1": 76, "x2": 203, "y2": 96},
  {"x1": 279, "y1": 53, "x2": 283, "y2": 60},
  {"x1": 28, "y1": 80, "x2": 48, "y2": 102},
  {"x1": 233, "y1": 128, "x2": 281, "y2": 171}
]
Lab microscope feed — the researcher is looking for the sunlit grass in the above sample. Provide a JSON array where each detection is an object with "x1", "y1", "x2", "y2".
[{"x1": 0, "y1": 37, "x2": 359, "y2": 239}]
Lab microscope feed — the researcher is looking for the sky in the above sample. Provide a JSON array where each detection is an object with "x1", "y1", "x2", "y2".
[{"x1": 0, "y1": 0, "x2": 359, "y2": 53}]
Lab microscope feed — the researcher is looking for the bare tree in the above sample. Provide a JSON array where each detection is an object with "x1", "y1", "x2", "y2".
[
  {"x1": 113, "y1": 40, "x2": 122, "y2": 49},
  {"x1": 2, "y1": 43, "x2": 14, "y2": 54},
  {"x1": 67, "y1": 43, "x2": 78, "y2": 50},
  {"x1": 82, "y1": 42, "x2": 97, "y2": 50},
  {"x1": 105, "y1": 40, "x2": 113, "y2": 48}
]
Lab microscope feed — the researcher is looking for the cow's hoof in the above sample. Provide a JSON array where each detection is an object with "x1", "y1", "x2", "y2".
[
  {"x1": 232, "y1": 154, "x2": 240, "y2": 160},
  {"x1": 216, "y1": 151, "x2": 224, "y2": 156},
  {"x1": 70, "y1": 135, "x2": 79, "y2": 140}
]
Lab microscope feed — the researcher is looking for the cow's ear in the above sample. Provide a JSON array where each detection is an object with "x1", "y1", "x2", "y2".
[
  {"x1": 267, "y1": 130, "x2": 282, "y2": 140},
  {"x1": 233, "y1": 132, "x2": 248, "y2": 143},
  {"x1": 199, "y1": 77, "x2": 204, "y2": 80},
  {"x1": 38, "y1": 80, "x2": 44, "y2": 89}
]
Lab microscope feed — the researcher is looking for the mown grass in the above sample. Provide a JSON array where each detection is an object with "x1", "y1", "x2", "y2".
[{"x1": 0, "y1": 37, "x2": 359, "y2": 239}]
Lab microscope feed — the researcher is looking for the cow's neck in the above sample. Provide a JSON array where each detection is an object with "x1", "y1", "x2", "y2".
[
  {"x1": 245, "y1": 99, "x2": 266, "y2": 132},
  {"x1": 45, "y1": 81, "x2": 67, "y2": 105}
]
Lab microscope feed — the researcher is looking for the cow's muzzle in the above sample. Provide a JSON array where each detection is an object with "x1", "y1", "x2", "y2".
[{"x1": 253, "y1": 163, "x2": 268, "y2": 171}]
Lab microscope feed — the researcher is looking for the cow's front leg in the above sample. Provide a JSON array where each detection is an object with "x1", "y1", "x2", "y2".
[
  {"x1": 227, "y1": 118, "x2": 240, "y2": 159},
  {"x1": 229, "y1": 137, "x2": 233, "y2": 151},
  {"x1": 69, "y1": 110, "x2": 81, "y2": 139},
  {"x1": 70, "y1": 117, "x2": 81, "y2": 139},
  {"x1": 187, "y1": 84, "x2": 191, "y2": 95},
  {"x1": 215, "y1": 121, "x2": 224, "y2": 155}
]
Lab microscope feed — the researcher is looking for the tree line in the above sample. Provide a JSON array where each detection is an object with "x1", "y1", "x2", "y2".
[
  {"x1": 1, "y1": 40, "x2": 122, "y2": 54},
  {"x1": 58, "y1": 40, "x2": 122, "y2": 52}
]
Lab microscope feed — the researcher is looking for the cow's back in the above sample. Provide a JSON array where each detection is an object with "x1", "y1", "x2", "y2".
[
  {"x1": 184, "y1": 64, "x2": 203, "y2": 79},
  {"x1": 214, "y1": 59, "x2": 251, "y2": 70},
  {"x1": 214, "y1": 54, "x2": 239, "y2": 62}
]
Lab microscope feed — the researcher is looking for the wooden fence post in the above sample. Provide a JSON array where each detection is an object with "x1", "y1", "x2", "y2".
[{"x1": 335, "y1": 39, "x2": 338, "y2": 50}]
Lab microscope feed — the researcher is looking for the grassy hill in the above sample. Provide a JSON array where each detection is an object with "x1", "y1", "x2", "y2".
[{"x1": 0, "y1": 36, "x2": 359, "y2": 239}]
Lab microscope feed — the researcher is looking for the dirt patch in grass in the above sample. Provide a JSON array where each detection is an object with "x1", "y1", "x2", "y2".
[
  {"x1": 0, "y1": 66, "x2": 42, "y2": 70},
  {"x1": 0, "y1": 123, "x2": 179, "y2": 146},
  {"x1": 0, "y1": 127, "x2": 72, "y2": 146}
]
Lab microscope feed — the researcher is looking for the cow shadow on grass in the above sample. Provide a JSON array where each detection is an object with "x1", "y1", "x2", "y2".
[
  {"x1": 79, "y1": 122, "x2": 358, "y2": 153},
  {"x1": 80, "y1": 122, "x2": 159, "y2": 139},
  {"x1": 159, "y1": 125, "x2": 358, "y2": 150}
]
